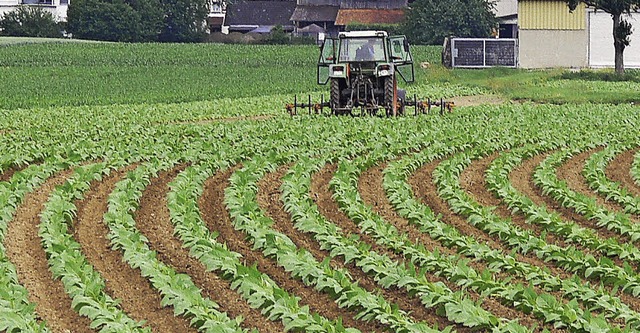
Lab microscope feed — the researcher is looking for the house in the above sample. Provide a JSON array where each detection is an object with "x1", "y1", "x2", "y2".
[
  {"x1": 518, "y1": 0, "x2": 640, "y2": 68},
  {"x1": 207, "y1": 0, "x2": 226, "y2": 33},
  {"x1": 225, "y1": 0, "x2": 296, "y2": 33},
  {"x1": 0, "y1": 0, "x2": 69, "y2": 22},
  {"x1": 290, "y1": 3, "x2": 340, "y2": 35},
  {"x1": 290, "y1": 0, "x2": 408, "y2": 37},
  {"x1": 494, "y1": 0, "x2": 517, "y2": 38}
]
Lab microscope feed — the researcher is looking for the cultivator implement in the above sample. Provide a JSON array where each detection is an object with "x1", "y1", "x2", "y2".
[{"x1": 286, "y1": 94, "x2": 454, "y2": 116}]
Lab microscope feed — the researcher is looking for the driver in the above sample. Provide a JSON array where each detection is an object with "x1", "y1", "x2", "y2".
[{"x1": 355, "y1": 38, "x2": 376, "y2": 61}]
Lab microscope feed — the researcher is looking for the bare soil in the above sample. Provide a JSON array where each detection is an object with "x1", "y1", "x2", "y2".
[
  {"x1": 556, "y1": 149, "x2": 621, "y2": 211},
  {"x1": 307, "y1": 164, "x2": 465, "y2": 331},
  {"x1": 510, "y1": 153, "x2": 627, "y2": 256},
  {"x1": 4, "y1": 167, "x2": 95, "y2": 333},
  {"x1": 0, "y1": 166, "x2": 18, "y2": 182},
  {"x1": 73, "y1": 165, "x2": 196, "y2": 332},
  {"x1": 200, "y1": 166, "x2": 367, "y2": 332},
  {"x1": 556, "y1": 149, "x2": 640, "y2": 238},
  {"x1": 254, "y1": 165, "x2": 388, "y2": 332},
  {"x1": 606, "y1": 148, "x2": 640, "y2": 207},
  {"x1": 511, "y1": 152, "x2": 640, "y2": 312},
  {"x1": 460, "y1": 152, "x2": 573, "y2": 276},
  {"x1": 134, "y1": 166, "x2": 283, "y2": 333},
  {"x1": 451, "y1": 95, "x2": 507, "y2": 107},
  {"x1": 410, "y1": 160, "x2": 517, "y2": 259}
]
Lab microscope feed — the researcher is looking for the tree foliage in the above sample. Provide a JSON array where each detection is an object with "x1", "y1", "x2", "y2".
[
  {"x1": 159, "y1": 0, "x2": 210, "y2": 42},
  {"x1": 0, "y1": 6, "x2": 62, "y2": 38},
  {"x1": 67, "y1": 0, "x2": 163, "y2": 42},
  {"x1": 565, "y1": 0, "x2": 640, "y2": 74},
  {"x1": 403, "y1": 0, "x2": 498, "y2": 45},
  {"x1": 67, "y1": 0, "x2": 210, "y2": 42}
]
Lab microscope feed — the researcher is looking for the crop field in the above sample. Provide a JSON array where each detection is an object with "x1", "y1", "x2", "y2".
[{"x1": 2, "y1": 41, "x2": 640, "y2": 333}]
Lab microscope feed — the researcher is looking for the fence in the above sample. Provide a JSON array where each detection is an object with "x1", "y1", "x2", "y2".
[{"x1": 450, "y1": 38, "x2": 518, "y2": 68}]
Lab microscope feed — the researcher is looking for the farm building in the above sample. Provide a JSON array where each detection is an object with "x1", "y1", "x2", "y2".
[
  {"x1": 518, "y1": 0, "x2": 640, "y2": 69},
  {"x1": 0, "y1": 0, "x2": 69, "y2": 21},
  {"x1": 495, "y1": 0, "x2": 517, "y2": 38},
  {"x1": 224, "y1": 0, "x2": 297, "y2": 33},
  {"x1": 226, "y1": 0, "x2": 409, "y2": 37}
]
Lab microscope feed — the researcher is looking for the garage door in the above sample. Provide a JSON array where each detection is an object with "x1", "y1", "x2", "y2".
[{"x1": 589, "y1": 11, "x2": 640, "y2": 68}]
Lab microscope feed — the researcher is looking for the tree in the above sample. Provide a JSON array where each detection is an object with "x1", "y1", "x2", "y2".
[
  {"x1": 566, "y1": 1, "x2": 640, "y2": 74},
  {"x1": 403, "y1": 0, "x2": 498, "y2": 45},
  {"x1": 158, "y1": 0, "x2": 211, "y2": 42},
  {"x1": 0, "y1": 6, "x2": 62, "y2": 38},
  {"x1": 67, "y1": 0, "x2": 163, "y2": 42}
]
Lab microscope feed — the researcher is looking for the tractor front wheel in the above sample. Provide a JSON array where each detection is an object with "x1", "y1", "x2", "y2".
[{"x1": 330, "y1": 79, "x2": 341, "y2": 116}]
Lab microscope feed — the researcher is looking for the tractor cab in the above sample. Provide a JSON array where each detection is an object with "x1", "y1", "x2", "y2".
[{"x1": 317, "y1": 31, "x2": 415, "y2": 86}]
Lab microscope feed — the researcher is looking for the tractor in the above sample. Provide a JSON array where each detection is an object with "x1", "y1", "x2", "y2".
[{"x1": 287, "y1": 30, "x2": 453, "y2": 116}]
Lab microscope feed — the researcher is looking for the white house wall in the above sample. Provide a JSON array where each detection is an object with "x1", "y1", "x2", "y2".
[
  {"x1": 589, "y1": 11, "x2": 640, "y2": 68},
  {"x1": 519, "y1": 29, "x2": 589, "y2": 68},
  {"x1": 0, "y1": 1, "x2": 68, "y2": 22}
]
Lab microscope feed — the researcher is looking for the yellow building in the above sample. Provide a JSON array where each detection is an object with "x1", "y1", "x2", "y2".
[{"x1": 518, "y1": 0, "x2": 588, "y2": 68}]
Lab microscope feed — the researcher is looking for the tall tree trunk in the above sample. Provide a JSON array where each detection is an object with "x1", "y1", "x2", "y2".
[{"x1": 612, "y1": 12, "x2": 625, "y2": 75}]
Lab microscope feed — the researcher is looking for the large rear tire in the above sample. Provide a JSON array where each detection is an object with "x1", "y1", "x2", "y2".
[{"x1": 384, "y1": 76, "x2": 397, "y2": 117}]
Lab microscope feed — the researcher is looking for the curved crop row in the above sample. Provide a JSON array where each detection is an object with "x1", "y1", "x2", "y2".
[{"x1": 167, "y1": 161, "x2": 362, "y2": 332}]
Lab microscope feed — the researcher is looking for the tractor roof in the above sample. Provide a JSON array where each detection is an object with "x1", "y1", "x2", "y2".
[{"x1": 338, "y1": 31, "x2": 388, "y2": 39}]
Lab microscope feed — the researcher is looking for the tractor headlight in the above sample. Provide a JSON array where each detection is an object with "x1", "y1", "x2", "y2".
[{"x1": 332, "y1": 66, "x2": 344, "y2": 76}]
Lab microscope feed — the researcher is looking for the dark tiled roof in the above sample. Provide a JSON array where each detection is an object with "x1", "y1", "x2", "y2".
[
  {"x1": 225, "y1": 1, "x2": 296, "y2": 26},
  {"x1": 291, "y1": 5, "x2": 339, "y2": 22},
  {"x1": 335, "y1": 9, "x2": 405, "y2": 25}
]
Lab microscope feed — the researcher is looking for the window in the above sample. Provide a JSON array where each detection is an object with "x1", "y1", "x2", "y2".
[
  {"x1": 339, "y1": 38, "x2": 385, "y2": 62},
  {"x1": 22, "y1": 0, "x2": 54, "y2": 4}
]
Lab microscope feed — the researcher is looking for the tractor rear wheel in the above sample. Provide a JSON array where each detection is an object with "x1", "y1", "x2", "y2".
[{"x1": 384, "y1": 76, "x2": 397, "y2": 117}]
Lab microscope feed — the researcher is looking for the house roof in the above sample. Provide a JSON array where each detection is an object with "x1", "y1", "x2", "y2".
[
  {"x1": 291, "y1": 5, "x2": 339, "y2": 22},
  {"x1": 335, "y1": 9, "x2": 405, "y2": 25},
  {"x1": 225, "y1": 1, "x2": 296, "y2": 26}
]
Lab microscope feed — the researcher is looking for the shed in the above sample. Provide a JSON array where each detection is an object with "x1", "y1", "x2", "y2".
[
  {"x1": 494, "y1": 0, "x2": 518, "y2": 38},
  {"x1": 517, "y1": 0, "x2": 640, "y2": 69},
  {"x1": 225, "y1": 0, "x2": 296, "y2": 32},
  {"x1": 517, "y1": 0, "x2": 588, "y2": 68},
  {"x1": 290, "y1": 5, "x2": 339, "y2": 33}
]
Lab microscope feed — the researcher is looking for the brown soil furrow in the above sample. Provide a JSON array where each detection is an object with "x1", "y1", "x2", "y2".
[
  {"x1": 461, "y1": 152, "x2": 572, "y2": 279},
  {"x1": 313, "y1": 163, "x2": 544, "y2": 331},
  {"x1": 513, "y1": 152, "x2": 640, "y2": 313},
  {"x1": 1, "y1": 167, "x2": 18, "y2": 182},
  {"x1": 309, "y1": 164, "x2": 466, "y2": 331},
  {"x1": 73, "y1": 165, "x2": 196, "y2": 333},
  {"x1": 557, "y1": 149, "x2": 633, "y2": 216},
  {"x1": 201, "y1": 166, "x2": 376, "y2": 332},
  {"x1": 511, "y1": 153, "x2": 627, "y2": 260},
  {"x1": 359, "y1": 163, "x2": 483, "y2": 269},
  {"x1": 134, "y1": 166, "x2": 284, "y2": 333},
  {"x1": 606, "y1": 148, "x2": 640, "y2": 203},
  {"x1": 411, "y1": 160, "x2": 531, "y2": 268},
  {"x1": 4, "y1": 168, "x2": 95, "y2": 333}
]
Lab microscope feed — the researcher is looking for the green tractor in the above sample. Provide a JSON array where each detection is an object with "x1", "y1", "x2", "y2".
[{"x1": 287, "y1": 30, "x2": 453, "y2": 116}]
